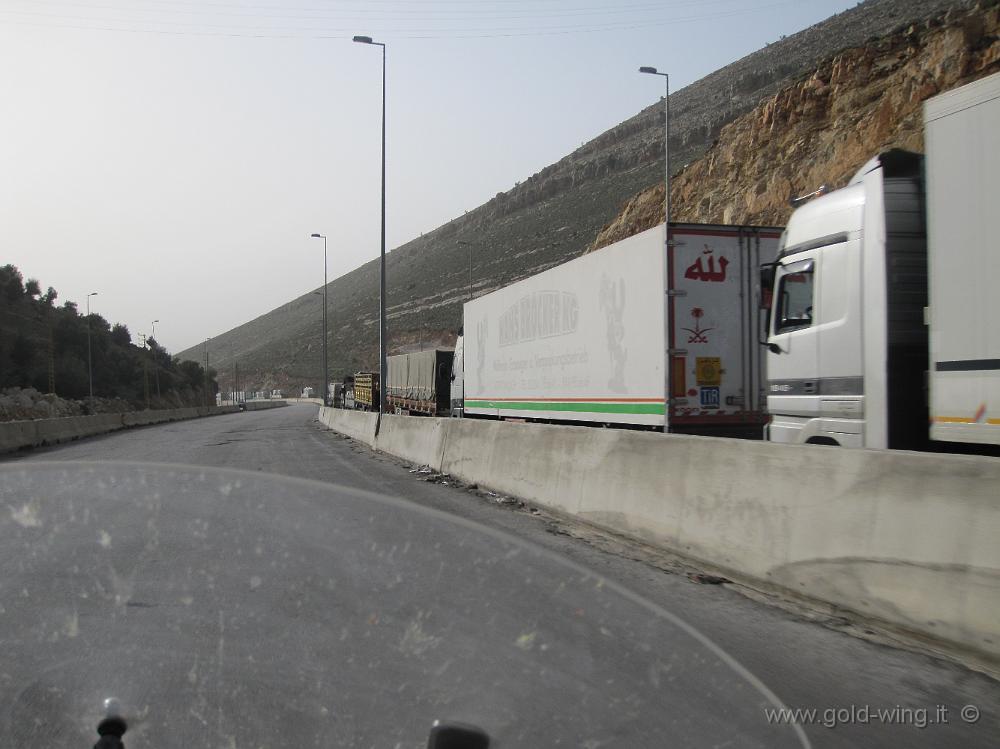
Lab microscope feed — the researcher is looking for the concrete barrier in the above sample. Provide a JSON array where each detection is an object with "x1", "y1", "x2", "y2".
[
  {"x1": 318, "y1": 407, "x2": 377, "y2": 444},
  {"x1": 0, "y1": 419, "x2": 39, "y2": 454},
  {"x1": 0, "y1": 405, "x2": 241, "y2": 454},
  {"x1": 376, "y1": 414, "x2": 451, "y2": 468},
  {"x1": 317, "y1": 409, "x2": 1000, "y2": 665},
  {"x1": 35, "y1": 414, "x2": 123, "y2": 445},
  {"x1": 243, "y1": 400, "x2": 288, "y2": 412}
]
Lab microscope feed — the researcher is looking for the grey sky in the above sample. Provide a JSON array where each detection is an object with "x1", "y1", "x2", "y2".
[{"x1": 1, "y1": 0, "x2": 856, "y2": 354}]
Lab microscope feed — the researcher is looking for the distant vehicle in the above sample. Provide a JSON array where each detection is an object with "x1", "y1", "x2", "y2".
[
  {"x1": 352, "y1": 373, "x2": 379, "y2": 411},
  {"x1": 386, "y1": 349, "x2": 454, "y2": 416},
  {"x1": 302, "y1": 386, "x2": 314, "y2": 399},
  {"x1": 451, "y1": 222, "x2": 781, "y2": 436},
  {"x1": 762, "y1": 72, "x2": 999, "y2": 452}
]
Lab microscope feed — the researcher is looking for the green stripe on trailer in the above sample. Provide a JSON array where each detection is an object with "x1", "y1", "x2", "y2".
[{"x1": 465, "y1": 400, "x2": 665, "y2": 415}]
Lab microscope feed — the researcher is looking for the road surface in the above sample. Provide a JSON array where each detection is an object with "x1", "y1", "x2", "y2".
[{"x1": 2, "y1": 403, "x2": 997, "y2": 747}]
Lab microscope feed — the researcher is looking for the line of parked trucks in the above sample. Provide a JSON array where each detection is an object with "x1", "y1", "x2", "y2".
[{"x1": 333, "y1": 73, "x2": 998, "y2": 454}]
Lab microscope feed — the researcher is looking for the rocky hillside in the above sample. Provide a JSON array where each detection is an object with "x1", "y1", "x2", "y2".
[
  {"x1": 592, "y1": 1, "x2": 1000, "y2": 248},
  {"x1": 178, "y1": 0, "x2": 977, "y2": 394}
]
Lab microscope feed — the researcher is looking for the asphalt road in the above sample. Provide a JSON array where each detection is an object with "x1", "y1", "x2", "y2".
[{"x1": 3, "y1": 404, "x2": 998, "y2": 748}]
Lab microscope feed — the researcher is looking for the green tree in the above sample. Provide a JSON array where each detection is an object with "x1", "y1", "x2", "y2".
[
  {"x1": 110, "y1": 323, "x2": 131, "y2": 346},
  {"x1": 55, "y1": 352, "x2": 88, "y2": 399},
  {"x1": 10, "y1": 333, "x2": 34, "y2": 386},
  {"x1": 0, "y1": 264, "x2": 24, "y2": 303}
]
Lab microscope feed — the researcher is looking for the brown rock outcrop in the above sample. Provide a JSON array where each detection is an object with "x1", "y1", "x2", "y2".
[{"x1": 590, "y1": 1, "x2": 1000, "y2": 251}]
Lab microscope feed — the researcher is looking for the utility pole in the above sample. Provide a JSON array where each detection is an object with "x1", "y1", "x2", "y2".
[
  {"x1": 139, "y1": 333, "x2": 150, "y2": 409},
  {"x1": 640, "y1": 65, "x2": 671, "y2": 434},
  {"x1": 151, "y1": 319, "x2": 160, "y2": 400},
  {"x1": 47, "y1": 323, "x2": 55, "y2": 394},
  {"x1": 204, "y1": 338, "x2": 210, "y2": 408},
  {"x1": 86, "y1": 292, "x2": 98, "y2": 400}
]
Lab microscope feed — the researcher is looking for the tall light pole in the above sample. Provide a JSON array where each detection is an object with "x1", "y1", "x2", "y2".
[
  {"x1": 86, "y1": 292, "x2": 98, "y2": 400},
  {"x1": 311, "y1": 288, "x2": 326, "y2": 402},
  {"x1": 354, "y1": 34, "x2": 388, "y2": 417},
  {"x1": 204, "y1": 338, "x2": 210, "y2": 408},
  {"x1": 311, "y1": 233, "x2": 329, "y2": 406},
  {"x1": 151, "y1": 319, "x2": 160, "y2": 399},
  {"x1": 639, "y1": 66, "x2": 670, "y2": 239},
  {"x1": 640, "y1": 66, "x2": 670, "y2": 434}
]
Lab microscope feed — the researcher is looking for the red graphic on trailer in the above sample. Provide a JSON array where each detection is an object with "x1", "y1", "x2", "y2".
[
  {"x1": 681, "y1": 307, "x2": 715, "y2": 344},
  {"x1": 684, "y1": 245, "x2": 729, "y2": 282}
]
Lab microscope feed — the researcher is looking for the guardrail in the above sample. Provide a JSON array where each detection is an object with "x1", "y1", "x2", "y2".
[{"x1": 318, "y1": 406, "x2": 1000, "y2": 670}]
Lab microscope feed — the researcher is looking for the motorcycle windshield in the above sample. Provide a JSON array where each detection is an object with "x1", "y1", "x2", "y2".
[{"x1": 1, "y1": 462, "x2": 808, "y2": 748}]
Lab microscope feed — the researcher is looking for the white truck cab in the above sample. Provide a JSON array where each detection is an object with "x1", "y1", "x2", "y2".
[
  {"x1": 764, "y1": 150, "x2": 928, "y2": 450},
  {"x1": 449, "y1": 331, "x2": 465, "y2": 417}
]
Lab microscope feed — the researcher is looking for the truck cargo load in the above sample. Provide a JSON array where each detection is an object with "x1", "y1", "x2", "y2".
[
  {"x1": 457, "y1": 222, "x2": 781, "y2": 434},
  {"x1": 387, "y1": 349, "x2": 454, "y2": 416},
  {"x1": 925, "y1": 73, "x2": 1000, "y2": 447},
  {"x1": 353, "y1": 372, "x2": 379, "y2": 412}
]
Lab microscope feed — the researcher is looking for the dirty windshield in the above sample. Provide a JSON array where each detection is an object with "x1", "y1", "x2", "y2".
[{"x1": 2, "y1": 462, "x2": 805, "y2": 747}]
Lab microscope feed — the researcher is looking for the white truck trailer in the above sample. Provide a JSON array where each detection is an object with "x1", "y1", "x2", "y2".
[
  {"x1": 763, "y1": 71, "x2": 1000, "y2": 451},
  {"x1": 452, "y1": 222, "x2": 782, "y2": 435}
]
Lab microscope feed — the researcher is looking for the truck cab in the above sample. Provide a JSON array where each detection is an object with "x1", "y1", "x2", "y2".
[
  {"x1": 450, "y1": 332, "x2": 465, "y2": 417},
  {"x1": 764, "y1": 150, "x2": 928, "y2": 450}
]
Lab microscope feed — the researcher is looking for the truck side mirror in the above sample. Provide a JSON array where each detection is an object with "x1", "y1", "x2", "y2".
[{"x1": 759, "y1": 264, "x2": 776, "y2": 309}]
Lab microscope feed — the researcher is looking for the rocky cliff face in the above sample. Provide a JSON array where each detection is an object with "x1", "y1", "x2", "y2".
[{"x1": 591, "y1": 1, "x2": 1000, "y2": 249}]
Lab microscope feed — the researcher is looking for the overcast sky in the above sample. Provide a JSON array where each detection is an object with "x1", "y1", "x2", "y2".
[{"x1": 1, "y1": 0, "x2": 856, "y2": 354}]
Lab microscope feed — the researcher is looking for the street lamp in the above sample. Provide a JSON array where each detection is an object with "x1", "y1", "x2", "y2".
[
  {"x1": 640, "y1": 65, "x2": 670, "y2": 435},
  {"x1": 86, "y1": 292, "x2": 98, "y2": 400},
  {"x1": 151, "y1": 319, "x2": 161, "y2": 399},
  {"x1": 204, "y1": 338, "x2": 210, "y2": 408},
  {"x1": 639, "y1": 66, "x2": 670, "y2": 239},
  {"x1": 354, "y1": 34, "x2": 388, "y2": 418},
  {"x1": 311, "y1": 233, "x2": 329, "y2": 406}
]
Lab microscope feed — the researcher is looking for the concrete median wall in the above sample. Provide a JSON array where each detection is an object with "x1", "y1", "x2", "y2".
[
  {"x1": 243, "y1": 400, "x2": 288, "y2": 412},
  {"x1": 319, "y1": 407, "x2": 378, "y2": 444},
  {"x1": 318, "y1": 406, "x2": 1000, "y2": 665},
  {"x1": 0, "y1": 405, "x2": 240, "y2": 454}
]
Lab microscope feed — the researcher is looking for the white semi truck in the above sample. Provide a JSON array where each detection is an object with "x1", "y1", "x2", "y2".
[
  {"x1": 451, "y1": 222, "x2": 782, "y2": 436},
  {"x1": 763, "y1": 71, "x2": 999, "y2": 451}
]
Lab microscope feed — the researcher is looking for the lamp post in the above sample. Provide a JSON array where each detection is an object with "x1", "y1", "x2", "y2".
[
  {"x1": 86, "y1": 292, "x2": 98, "y2": 400},
  {"x1": 311, "y1": 233, "x2": 329, "y2": 406},
  {"x1": 354, "y1": 34, "x2": 388, "y2": 417},
  {"x1": 639, "y1": 66, "x2": 670, "y2": 239},
  {"x1": 310, "y1": 286, "x2": 327, "y2": 403},
  {"x1": 640, "y1": 65, "x2": 670, "y2": 434},
  {"x1": 151, "y1": 319, "x2": 160, "y2": 399},
  {"x1": 204, "y1": 338, "x2": 210, "y2": 408}
]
